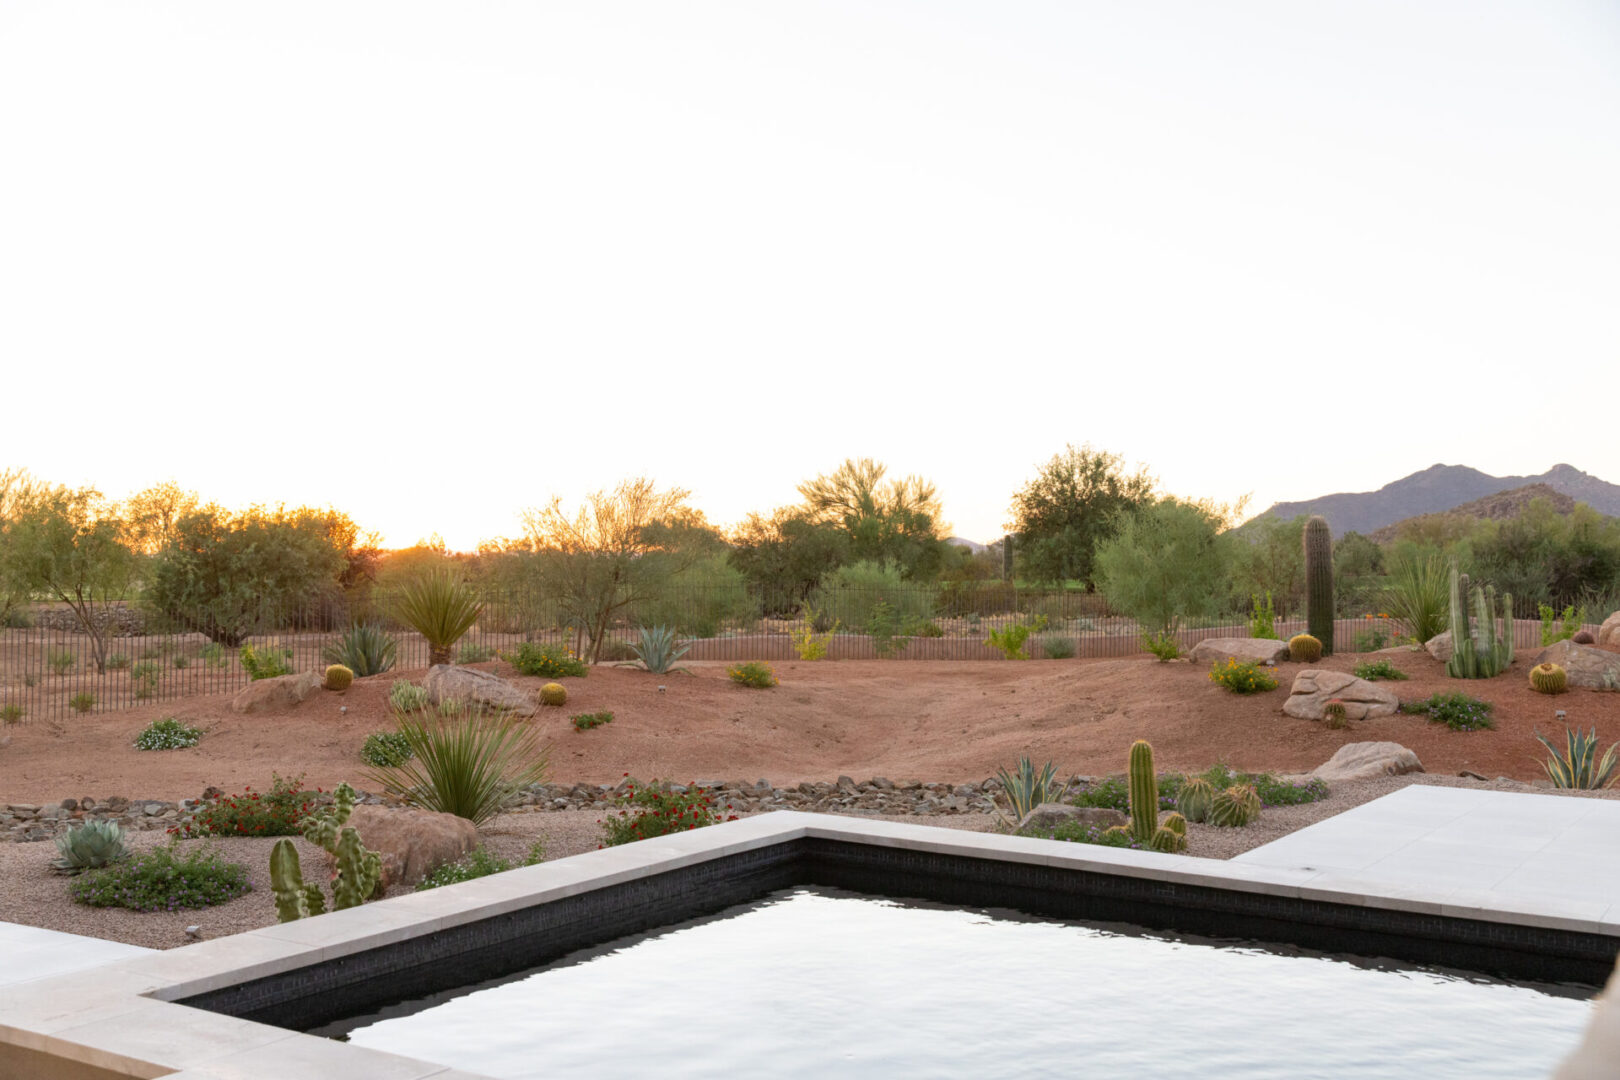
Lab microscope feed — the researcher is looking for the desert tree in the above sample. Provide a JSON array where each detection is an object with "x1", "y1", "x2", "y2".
[
  {"x1": 120, "y1": 480, "x2": 201, "y2": 556},
  {"x1": 796, "y1": 458, "x2": 948, "y2": 579},
  {"x1": 727, "y1": 508, "x2": 852, "y2": 615},
  {"x1": 1094, "y1": 496, "x2": 1228, "y2": 639},
  {"x1": 1006, "y1": 445, "x2": 1156, "y2": 589}
]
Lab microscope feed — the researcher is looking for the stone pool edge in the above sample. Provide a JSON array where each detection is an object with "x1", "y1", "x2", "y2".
[{"x1": 3, "y1": 810, "x2": 1616, "y2": 1080}]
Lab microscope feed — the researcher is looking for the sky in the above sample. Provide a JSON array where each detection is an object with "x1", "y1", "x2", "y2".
[{"x1": 3, "y1": 1, "x2": 1617, "y2": 550}]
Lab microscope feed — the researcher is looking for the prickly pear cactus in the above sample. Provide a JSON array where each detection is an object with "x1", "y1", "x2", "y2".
[
  {"x1": 1289, "y1": 634, "x2": 1323, "y2": 664},
  {"x1": 324, "y1": 664, "x2": 355, "y2": 691},
  {"x1": 1127, "y1": 739, "x2": 1159, "y2": 844},
  {"x1": 1177, "y1": 777, "x2": 1215, "y2": 823},
  {"x1": 540, "y1": 682, "x2": 567, "y2": 707},
  {"x1": 1529, "y1": 662, "x2": 1568, "y2": 695},
  {"x1": 1208, "y1": 784, "x2": 1262, "y2": 828}
]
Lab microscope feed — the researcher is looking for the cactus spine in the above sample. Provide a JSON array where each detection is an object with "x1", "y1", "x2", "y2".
[
  {"x1": 1127, "y1": 739, "x2": 1159, "y2": 845},
  {"x1": 1446, "y1": 563, "x2": 1514, "y2": 679},
  {"x1": 1209, "y1": 784, "x2": 1261, "y2": 827},
  {"x1": 1303, "y1": 516, "x2": 1335, "y2": 656},
  {"x1": 1288, "y1": 634, "x2": 1323, "y2": 663},
  {"x1": 1177, "y1": 777, "x2": 1215, "y2": 823},
  {"x1": 1530, "y1": 662, "x2": 1568, "y2": 695},
  {"x1": 269, "y1": 781, "x2": 381, "y2": 922}
]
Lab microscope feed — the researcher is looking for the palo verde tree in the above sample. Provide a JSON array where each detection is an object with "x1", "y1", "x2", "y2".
[
  {"x1": 1006, "y1": 445, "x2": 1156, "y2": 589},
  {"x1": 727, "y1": 508, "x2": 852, "y2": 615},
  {"x1": 795, "y1": 458, "x2": 948, "y2": 580},
  {"x1": 1093, "y1": 496, "x2": 1229, "y2": 639}
]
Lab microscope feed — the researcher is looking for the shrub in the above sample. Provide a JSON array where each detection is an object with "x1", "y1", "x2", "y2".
[
  {"x1": 1195, "y1": 764, "x2": 1329, "y2": 807},
  {"x1": 599, "y1": 779, "x2": 740, "y2": 846},
  {"x1": 1400, "y1": 692, "x2": 1494, "y2": 732},
  {"x1": 629, "y1": 552, "x2": 754, "y2": 638},
  {"x1": 388, "y1": 679, "x2": 431, "y2": 712},
  {"x1": 173, "y1": 774, "x2": 322, "y2": 838},
  {"x1": 1352, "y1": 659, "x2": 1408, "y2": 681},
  {"x1": 1248, "y1": 592, "x2": 1278, "y2": 640},
  {"x1": 414, "y1": 842, "x2": 545, "y2": 891},
  {"x1": 130, "y1": 660, "x2": 161, "y2": 699},
  {"x1": 1208, "y1": 657, "x2": 1279, "y2": 694},
  {"x1": 363, "y1": 702, "x2": 550, "y2": 827},
  {"x1": 455, "y1": 641, "x2": 495, "y2": 664},
  {"x1": 907, "y1": 619, "x2": 945, "y2": 637},
  {"x1": 199, "y1": 642, "x2": 227, "y2": 668},
  {"x1": 322, "y1": 623, "x2": 398, "y2": 676},
  {"x1": 866, "y1": 600, "x2": 905, "y2": 659},
  {"x1": 728, "y1": 661, "x2": 777, "y2": 688},
  {"x1": 790, "y1": 609, "x2": 839, "y2": 660},
  {"x1": 1141, "y1": 631, "x2": 1180, "y2": 662},
  {"x1": 1383, "y1": 552, "x2": 1450, "y2": 646},
  {"x1": 48, "y1": 648, "x2": 75, "y2": 676},
  {"x1": 1040, "y1": 635, "x2": 1077, "y2": 660},
  {"x1": 239, "y1": 645, "x2": 292, "y2": 681},
  {"x1": 1288, "y1": 634, "x2": 1322, "y2": 663},
  {"x1": 503, "y1": 641, "x2": 587, "y2": 679},
  {"x1": 1023, "y1": 820, "x2": 1140, "y2": 848},
  {"x1": 1540, "y1": 604, "x2": 1581, "y2": 647},
  {"x1": 394, "y1": 570, "x2": 483, "y2": 667},
  {"x1": 572, "y1": 711, "x2": 614, "y2": 731},
  {"x1": 1, "y1": 703, "x2": 22, "y2": 724},
  {"x1": 323, "y1": 664, "x2": 354, "y2": 691},
  {"x1": 134, "y1": 716, "x2": 202, "y2": 751},
  {"x1": 806, "y1": 561, "x2": 937, "y2": 635},
  {"x1": 360, "y1": 731, "x2": 415, "y2": 768},
  {"x1": 106, "y1": 653, "x2": 131, "y2": 670},
  {"x1": 51, "y1": 820, "x2": 128, "y2": 873},
  {"x1": 627, "y1": 625, "x2": 692, "y2": 675},
  {"x1": 1533, "y1": 727, "x2": 1619, "y2": 790},
  {"x1": 172, "y1": 655, "x2": 190, "y2": 669},
  {"x1": 985, "y1": 615, "x2": 1048, "y2": 661},
  {"x1": 539, "y1": 682, "x2": 568, "y2": 707},
  {"x1": 69, "y1": 844, "x2": 250, "y2": 911},
  {"x1": 1352, "y1": 616, "x2": 1394, "y2": 652},
  {"x1": 68, "y1": 692, "x2": 96, "y2": 714}
]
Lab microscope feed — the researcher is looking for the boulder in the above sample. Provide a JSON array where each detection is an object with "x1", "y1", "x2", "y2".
[
  {"x1": 1016, "y1": 803, "x2": 1128, "y2": 834},
  {"x1": 1598, "y1": 611, "x2": 1620, "y2": 648},
  {"x1": 1309, "y1": 741, "x2": 1424, "y2": 783},
  {"x1": 1424, "y1": 631, "x2": 1453, "y2": 662},
  {"x1": 425, "y1": 665, "x2": 536, "y2": 716},
  {"x1": 336, "y1": 805, "x2": 479, "y2": 891},
  {"x1": 1533, "y1": 639, "x2": 1620, "y2": 691},
  {"x1": 230, "y1": 671, "x2": 323, "y2": 715},
  {"x1": 1282, "y1": 669, "x2": 1401, "y2": 721},
  {"x1": 1188, "y1": 638, "x2": 1290, "y2": 666}
]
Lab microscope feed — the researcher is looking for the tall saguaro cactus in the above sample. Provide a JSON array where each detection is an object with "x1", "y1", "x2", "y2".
[{"x1": 1303, "y1": 516, "x2": 1335, "y2": 656}]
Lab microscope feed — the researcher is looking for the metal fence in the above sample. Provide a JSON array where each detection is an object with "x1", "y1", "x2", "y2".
[{"x1": 0, "y1": 585, "x2": 1595, "y2": 724}]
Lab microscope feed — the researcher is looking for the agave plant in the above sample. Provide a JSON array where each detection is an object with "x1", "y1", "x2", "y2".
[
  {"x1": 995, "y1": 757, "x2": 1067, "y2": 825},
  {"x1": 1534, "y1": 727, "x2": 1620, "y2": 790},
  {"x1": 363, "y1": 701, "x2": 550, "y2": 826},
  {"x1": 393, "y1": 571, "x2": 483, "y2": 667},
  {"x1": 626, "y1": 625, "x2": 692, "y2": 675},
  {"x1": 51, "y1": 819, "x2": 129, "y2": 874},
  {"x1": 322, "y1": 623, "x2": 398, "y2": 677}
]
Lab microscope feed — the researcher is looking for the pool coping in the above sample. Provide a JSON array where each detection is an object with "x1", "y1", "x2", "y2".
[{"x1": 3, "y1": 809, "x2": 1617, "y2": 1080}]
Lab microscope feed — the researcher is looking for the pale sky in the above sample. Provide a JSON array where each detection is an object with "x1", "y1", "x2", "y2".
[{"x1": 3, "y1": 1, "x2": 1616, "y2": 550}]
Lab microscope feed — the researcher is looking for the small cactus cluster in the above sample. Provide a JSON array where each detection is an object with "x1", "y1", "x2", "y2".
[
  {"x1": 1445, "y1": 564, "x2": 1514, "y2": 679},
  {"x1": 324, "y1": 664, "x2": 355, "y2": 692},
  {"x1": 540, "y1": 682, "x2": 568, "y2": 707},
  {"x1": 1530, "y1": 662, "x2": 1568, "y2": 695},
  {"x1": 269, "y1": 782, "x2": 381, "y2": 922},
  {"x1": 1100, "y1": 740, "x2": 1188, "y2": 853},
  {"x1": 1208, "y1": 784, "x2": 1262, "y2": 827},
  {"x1": 1289, "y1": 634, "x2": 1323, "y2": 663}
]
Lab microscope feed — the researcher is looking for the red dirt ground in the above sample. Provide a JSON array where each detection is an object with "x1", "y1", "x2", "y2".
[{"x1": 3, "y1": 650, "x2": 1617, "y2": 805}]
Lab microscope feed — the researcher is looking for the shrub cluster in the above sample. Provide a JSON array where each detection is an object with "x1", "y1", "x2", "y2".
[
  {"x1": 728, "y1": 661, "x2": 777, "y2": 688},
  {"x1": 1072, "y1": 764, "x2": 1328, "y2": 813},
  {"x1": 1400, "y1": 692, "x2": 1494, "y2": 732},
  {"x1": 69, "y1": 845, "x2": 251, "y2": 912},
  {"x1": 1207, "y1": 657, "x2": 1279, "y2": 694},
  {"x1": 360, "y1": 731, "x2": 415, "y2": 767},
  {"x1": 414, "y1": 842, "x2": 545, "y2": 891},
  {"x1": 134, "y1": 716, "x2": 202, "y2": 751},
  {"x1": 571, "y1": 711, "x2": 614, "y2": 732},
  {"x1": 172, "y1": 774, "x2": 322, "y2": 838},
  {"x1": 239, "y1": 645, "x2": 293, "y2": 681},
  {"x1": 1351, "y1": 659, "x2": 1408, "y2": 681},
  {"x1": 388, "y1": 679, "x2": 431, "y2": 712},
  {"x1": 503, "y1": 641, "x2": 587, "y2": 679},
  {"x1": 599, "y1": 779, "x2": 740, "y2": 846}
]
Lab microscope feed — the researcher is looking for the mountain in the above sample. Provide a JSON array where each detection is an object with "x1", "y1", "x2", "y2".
[
  {"x1": 1253, "y1": 464, "x2": 1620, "y2": 536},
  {"x1": 945, "y1": 536, "x2": 986, "y2": 553},
  {"x1": 1366, "y1": 484, "x2": 1577, "y2": 544}
]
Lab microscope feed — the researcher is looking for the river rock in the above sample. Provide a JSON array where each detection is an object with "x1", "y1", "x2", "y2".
[
  {"x1": 1282, "y1": 669, "x2": 1401, "y2": 722},
  {"x1": 335, "y1": 805, "x2": 480, "y2": 891},
  {"x1": 1598, "y1": 612, "x2": 1620, "y2": 648},
  {"x1": 1533, "y1": 639, "x2": 1620, "y2": 691},
  {"x1": 425, "y1": 665, "x2": 537, "y2": 716},
  {"x1": 1016, "y1": 803, "x2": 1128, "y2": 834},
  {"x1": 1309, "y1": 742, "x2": 1424, "y2": 783},
  {"x1": 230, "y1": 671, "x2": 323, "y2": 715},
  {"x1": 1188, "y1": 638, "x2": 1290, "y2": 666}
]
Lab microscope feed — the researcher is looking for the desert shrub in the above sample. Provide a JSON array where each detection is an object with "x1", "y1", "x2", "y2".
[
  {"x1": 363, "y1": 702, "x2": 549, "y2": 827},
  {"x1": 629, "y1": 553, "x2": 754, "y2": 639},
  {"x1": 414, "y1": 842, "x2": 545, "y2": 891},
  {"x1": 790, "y1": 609, "x2": 839, "y2": 660},
  {"x1": 51, "y1": 820, "x2": 128, "y2": 873},
  {"x1": 728, "y1": 661, "x2": 777, "y2": 688},
  {"x1": 2, "y1": 606, "x2": 33, "y2": 628},
  {"x1": 388, "y1": 679, "x2": 431, "y2": 712},
  {"x1": 68, "y1": 692, "x2": 96, "y2": 713},
  {"x1": 360, "y1": 731, "x2": 415, "y2": 767},
  {"x1": 599, "y1": 779, "x2": 740, "y2": 846},
  {"x1": 1040, "y1": 635, "x2": 1077, "y2": 660},
  {"x1": 0, "y1": 704, "x2": 21, "y2": 724},
  {"x1": 866, "y1": 600, "x2": 906, "y2": 658},
  {"x1": 807, "y1": 561, "x2": 936, "y2": 636},
  {"x1": 23, "y1": 673, "x2": 37, "y2": 687},
  {"x1": 48, "y1": 648, "x2": 75, "y2": 676},
  {"x1": 503, "y1": 641, "x2": 587, "y2": 679},
  {"x1": 69, "y1": 844, "x2": 250, "y2": 911},
  {"x1": 1141, "y1": 631, "x2": 1180, "y2": 661},
  {"x1": 1351, "y1": 659, "x2": 1408, "y2": 681},
  {"x1": 1248, "y1": 592, "x2": 1278, "y2": 639},
  {"x1": 134, "y1": 716, "x2": 202, "y2": 751},
  {"x1": 1208, "y1": 658, "x2": 1279, "y2": 694},
  {"x1": 172, "y1": 655, "x2": 190, "y2": 669},
  {"x1": 455, "y1": 641, "x2": 495, "y2": 664},
  {"x1": 1024, "y1": 820, "x2": 1141, "y2": 849},
  {"x1": 1071, "y1": 773, "x2": 1180, "y2": 814},
  {"x1": 1383, "y1": 551, "x2": 1450, "y2": 645},
  {"x1": 908, "y1": 618, "x2": 945, "y2": 637},
  {"x1": 1400, "y1": 692, "x2": 1494, "y2": 732},
  {"x1": 131, "y1": 660, "x2": 161, "y2": 699},
  {"x1": 985, "y1": 615, "x2": 1048, "y2": 660},
  {"x1": 572, "y1": 710, "x2": 614, "y2": 731},
  {"x1": 106, "y1": 653, "x2": 131, "y2": 670},
  {"x1": 1540, "y1": 604, "x2": 1581, "y2": 646},
  {"x1": 239, "y1": 645, "x2": 292, "y2": 681},
  {"x1": 322, "y1": 623, "x2": 398, "y2": 676},
  {"x1": 174, "y1": 774, "x2": 321, "y2": 838},
  {"x1": 1194, "y1": 763, "x2": 1329, "y2": 807},
  {"x1": 199, "y1": 642, "x2": 227, "y2": 668}
]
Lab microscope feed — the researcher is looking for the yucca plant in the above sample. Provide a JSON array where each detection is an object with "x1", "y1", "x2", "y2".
[
  {"x1": 1382, "y1": 552, "x2": 1451, "y2": 646},
  {"x1": 1534, "y1": 727, "x2": 1619, "y2": 790},
  {"x1": 626, "y1": 625, "x2": 692, "y2": 675},
  {"x1": 51, "y1": 819, "x2": 129, "y2": 874},
  {"x1": 995, "y1": 757, "x2": 1067, "y2": 825},
  {"x1": 322, "y1": 623, "x2": 398, "y2": 676},
  {"x1": 393, "y1": 571, "x2": 483, "y2": 667},
  {"x1": 363, "y1": 702, "x2": 550, "y2": 826}
]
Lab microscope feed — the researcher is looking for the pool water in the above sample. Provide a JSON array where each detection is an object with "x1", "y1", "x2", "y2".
[{"x1": 333, "y1": 887, "x2": 1594, "y2": 1078}]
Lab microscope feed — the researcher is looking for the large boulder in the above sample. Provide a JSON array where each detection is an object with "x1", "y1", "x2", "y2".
[
  {"x1": 336, "y1": 805, "x2": 479, "y2": 891},
  {"x1": 1598, "y1": 611, "x2": 1620, "y2": 648},
  {"x1": 1016, "y1": 803, "x2": 1128, "y2": 834},
  {"x1": 1282, "y1": 669, "x2": 1401, "y2": 721},
  {"x1": 1424, "y1": 630, "x2": 1454, "y2": 662},
  {"x1": 1188, "y1": 638, "x2": 1290, "y2": 666},
  {"x1": 425, "y1": 664, "x2": 537, "y2": 716},
  {"x1": 1309, "y1": 742, "x2": 1424, "y2": 783},
  {"x1": 1533, "y1": 639, "x2": 1620, "y2": 691},
  {"x1": 231, "y1": 671, "x2": 323, "y2": 715}
]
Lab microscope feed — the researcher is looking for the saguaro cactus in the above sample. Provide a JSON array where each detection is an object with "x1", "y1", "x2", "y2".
[
  {"x1": 1128, "y1": 739, "x2": 1158, "y2": 844},
  {"x1": 1304, "y1": 516, "x2": 1335, "y2": 656}
]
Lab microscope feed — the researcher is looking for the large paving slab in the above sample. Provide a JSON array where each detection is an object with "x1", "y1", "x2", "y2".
[{"x1": 0, "y1": 921, "x2": 153, "y2": 988}]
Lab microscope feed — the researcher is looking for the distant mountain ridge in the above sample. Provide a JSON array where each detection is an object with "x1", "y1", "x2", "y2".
[
  {"x1": 1255, "y1": 464, "x2": 1620, "y2": 536},
  {"x1": 1366, "y1": 484, "x2": 1577, "y2": 544}
]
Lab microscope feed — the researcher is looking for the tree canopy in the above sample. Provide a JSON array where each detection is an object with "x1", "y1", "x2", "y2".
[
  {"x1": 795, "y1": 458, "x2": 947, "y2": 579},
  {"x1": 1007, "y1": 445, "x2": 1156, "y2": 588}
]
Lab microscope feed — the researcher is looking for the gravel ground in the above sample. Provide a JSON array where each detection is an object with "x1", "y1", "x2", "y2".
[{"x1": 4, "y1": 773, "x2": 1616, "y2": 951}]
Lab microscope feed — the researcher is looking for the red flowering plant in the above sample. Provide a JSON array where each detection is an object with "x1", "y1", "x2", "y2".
[
  {"x1": 169, "y1": 772, "x2": 326, "y2": 838},
  {"x1": 598, "y1": 775, "x2": 740, "y2": 848}
]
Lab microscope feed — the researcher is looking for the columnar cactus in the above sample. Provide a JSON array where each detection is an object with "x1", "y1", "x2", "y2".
[
  {"x1": 1209, "y1": 784, "x2": 1262, "y2": 827},
  {"x1": 269, "y1": 837, "x2": 325, "y2": 922},
  {"x1": 1176, "y1": 777, "x2": 1216, "y2": 823},
  {"x1": 1446, "y1": 563, "x2": 1515, "y2": 679},
  {"x1": 1530, "y1": 662, "x2": 1568, "y2": 695},
  {"x1": 1128, "y1": 739, "x2": 1159, "y2": 845},
  {"x1": 270, "y1": 781, "x2": 381, "y2": 922},
  {"x1": 1304, "y1": 516, "x2": 1335, "y2": 655}
]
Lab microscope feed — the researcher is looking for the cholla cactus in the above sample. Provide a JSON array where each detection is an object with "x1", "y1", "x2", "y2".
[{"x1": 269, "y1": 782, "x2": 381, "y2": 922}]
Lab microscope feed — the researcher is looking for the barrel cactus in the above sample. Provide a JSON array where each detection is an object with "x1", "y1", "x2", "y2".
[
  {"x1": 1208, "y1": 784, "x2": 1262, "y2": 828},
  {"x1": 1289, "y1": 634, "x2": 1323, "y2": 663},
  {"x1": 1322, "y1": 698, "x2": 1349, "y2": 729},
  {"x1": 1177, "y1": 777, "x2": 1216, "y2": 823},
  {"x1": 1149, "y1": 811, "x2": 1189, "y2": 853},
  {"x1": 1303, "y1": 515, "x2": 1335, "y2": 655},
  {"x1": 324, "y1": 664, "x2": 355, "y2": 692},
  {"x1": 1530, "y1": 662, "x2": 1568, "y2": 695},
  {"x1": 540, "y1": 682, "x2": 568, "y2": 707}
]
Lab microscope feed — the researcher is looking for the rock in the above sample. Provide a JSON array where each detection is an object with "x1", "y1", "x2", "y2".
[
  {"x1": 1309, "y1": 742, "x2": 1424, "y2": 783},
  {"x1": 1188, "y1": 638, "x2": 1291, "y2": 666},
  {"x1": 1016, "y1": 803, "x2": 1128, "y2": 833},
  {"x1": 1533, "y1": 639, "x2": 1620, "y2": 691},
  {"x1": 424, "y1": 665, "x2": 536, "y2": 716},
  {"x1": 231, "y1": 671, "x2": 323, "y2": 715},
  {"x1": 1282, "y1": 669, "x2": 1401, "y2": 722},
  {"x1": 1599, "y1": 611, "x2": 1620, "y2": 648},
  {"x1": 336, "y1": 805, "x2": 480, "y2": 891},
  {"x1": 1424, "y1": 631, "x2": 1453, "y2": 662}
]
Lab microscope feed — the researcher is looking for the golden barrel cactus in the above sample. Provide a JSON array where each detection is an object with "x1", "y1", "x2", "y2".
[
  {"x1": 323, "y1": 664, "x2": 354, "y2": 692},
  {"x1": 540, "y1": 682, "x2": 568, "y2": 707},
  {"x1": 1529, "y1": 662, "x2": 1568, "y2": 695}
]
